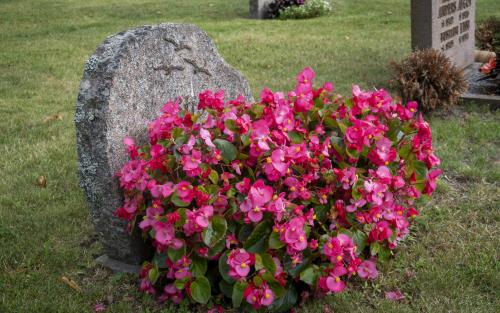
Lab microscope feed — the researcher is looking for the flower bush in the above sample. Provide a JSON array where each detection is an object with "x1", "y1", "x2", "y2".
[
  {"x1": 278, "y1": 0, "x2": 332, "y2": 20},
  {"x1": 116, "y1": 68, "x2": 441, "y2": 311}
]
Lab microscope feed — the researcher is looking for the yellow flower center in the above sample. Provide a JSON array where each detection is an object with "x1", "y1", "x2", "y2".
[
  {"x1": 290, "y1": 186, "x2": 296, "y2": 192},
  {"x1": 336, "y1": 255, "x2": 343, "y2": 261},
  {"x1": 266, "y1": 157, "x2": 272, "y2": 164},
  {"x1": 335, "y1": 277, "x2": 341, "y2": 282},
  {"x1": 253, "y1": 207, "x2": 260, "y2": 212},
  {"x1": 295, "y1": 146, "x2": 301, "y2": 152},
  {"x1": 265, "y1": 293, "x2": 271, "y2": 299},
  {"x1": 241, "y1": 262, "x2": 247, "y2": 268}
]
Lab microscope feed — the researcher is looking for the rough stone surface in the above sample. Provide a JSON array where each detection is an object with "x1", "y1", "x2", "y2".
[
  {"x1": 411, "y1": 0, "x2": 475, "y2": 68},
  {"x1": 75, "y1": 23, "x2": 253, "y2": 267},
  {"x1": 249, "y1": 0, "x2": 273, "y2": 19}
]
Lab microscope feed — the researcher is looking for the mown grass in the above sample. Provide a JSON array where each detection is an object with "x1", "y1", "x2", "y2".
[{"x1": 0, "y1": 0, "x2": 499, "y2": 312}]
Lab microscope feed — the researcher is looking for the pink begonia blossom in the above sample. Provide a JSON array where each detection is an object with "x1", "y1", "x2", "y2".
[
  {"x1": 357, "y1": 260, "x2": 379, "y2": 280},
  {"x1": 245, "y1": 283, "x2": 274, "y2": 309},
  {"x1": 385, "y1": 290, "x2": 406, "y2": 301},
  {"x1": 227, "y1": 249, "x2": 254, "y2": 279}
]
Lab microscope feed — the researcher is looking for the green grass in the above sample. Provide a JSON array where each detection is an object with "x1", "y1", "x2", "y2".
[{"x1": 1, "y1": 0, "x2": 499, "y2": 312}]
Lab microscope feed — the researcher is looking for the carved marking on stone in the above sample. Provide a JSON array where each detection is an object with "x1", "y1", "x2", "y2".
[
  {"x1": 183, "y1": 58, "x2": 212, "y2": 77},
  {"x1": 153, "y1": 65, "x2": 185, "y2": 76},
  {"x1": 164, "y1": 37, "x2": 192, "y2": 52}
]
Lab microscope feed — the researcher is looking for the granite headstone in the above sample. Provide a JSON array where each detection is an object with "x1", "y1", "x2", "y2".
[
  {"x1": 249, "y1": 0, "x2": 273, "y2": 19},
  {"x1": 411, "y1": 0, "x2": 475, "y2": 68},
  {"x1": 75, "y1": 23, "x2": 253, "y2": 272}
]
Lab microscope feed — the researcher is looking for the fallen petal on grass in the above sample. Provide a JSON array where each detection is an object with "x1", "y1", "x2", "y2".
[{"x1": 385, "y1": 290, "x2": 405, "y2": 301}]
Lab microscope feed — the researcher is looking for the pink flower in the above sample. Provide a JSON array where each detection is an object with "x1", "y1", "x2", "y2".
[
  {"x1": 385, "y1": 290, "x2": 406, "y2": 301},
  {"x1": 397, "y1": 101, "x2": 418, "y2": 121},
  {"x1": 368, "y1": 137, "x2": 396, "y2": 166},
  {"x1": 181, "y1": 149, "x2": 202, "y2": 177},
  {"x1": 357, "y1": 260, "x2": 379, "y2": 280},
  {"x1": 176, "y1": 181, "x2": 194, "y2": 203},
  {"x1": 263, "y1": 148, "x2": 289, "y2": 181},
  {"x1": 227, "y1": 249, "x2": 254, "y2": 279},
  {"x1": 325, "y1": 265, "x2": 348, "y2": 293},
  {"x1": 423, "y1": 169, "x2": 442, "y2": 195},
  {"x1": 251, "y1": 119, "x2": 271, "y2": 152},
  {"x1": 282, "y1": 217, "x2": 308, "y2": 251},
  {"x1": 94, "y1": 303, "x2": 106, "y2": 312},
  {"x1": 294, "y1": 83, "x2": 314, "y2": 112},
  {"x1": 245, "y1": 283, "x2": 274, "y2": 309},
  {"x1": 198, "y1": 90, "x2": 225, "y2": 111},
  {"x1": 248, "y1": 180, "x2": 273, "y2": 207},
  {"x1": 139, "y1": 206, "x2": 163, "y2": 230},
  {"x1": 199, "y1": 128, "x2": 216, "y2": 148},
  {"x1": 369, "y1": 221, "x2": 393, "y2": 242},
  {"x1": 335, "y1": 167, "x2": 358, "y2": 190},
  {"x1": 194, "y1": 205, "x2": 213, "y2": 228},
  {"x1": 123, "y1": 136, "x2": 139, "y2": 159},
  {"x1": 297, "y1": 67, "x2": 316, "y2": 85}
]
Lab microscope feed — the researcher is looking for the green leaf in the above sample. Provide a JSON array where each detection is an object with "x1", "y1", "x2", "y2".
[
  {"x1": 269, "y1": 231, "x2": 285, "y2": 249},
  {"x1": 219, "y1": 280, "x2": 234, "y2": 298},
  {"x1": 191, "y1": 254, "x2": 207, "y2": 277},
  {"x1": 152, "y1": 253, "x2": 168, "y2": 269},
  {"x1": 370, "y1": 241, "x2": 381, "y2": 256},
  {"x1": 243, "y1": 220, "x2": 272, "y2": 253},
  {"x1": 288, "y1": 131, "x2": 304, "y2": 144},
  {"x1": 241, "y1": 134, "x2": 251, "y2": 147},
  {"x1": 190, "y1": 276, "x2": 211, "y2": 304},
  {"x1": 268, "y1": 285, "x2": 298, "y2": 313},
  {"x1": 299, "y1": 265, "x2": 319, "y2": 286},
  {"x1": 378, "y1": 245, "x2": 392, "y2": 261},
  {"x1": 232, "y1": 280, "x2": 247, "y2": 308},
  {"x1": 202, "y1": 216, "x2": 227, "y2": 247},
  {"x1": 167, "y1": 244, "x2": 186, "y2": 263},
  {"x1": 258, "y1": 253, "x2": 276, "y2": 275},
  {"x1": 224, "y1": 119, "x2": 238, "y2": 132},
  {"x1": 148, "y1": 267, "x2": 159, "y2": 284},
  {"x1": 284, "y1": 254, "x2": 311, "y2": 277},
  {"x1": 213, "y1": 139, "x2": 237, "y2": 163},
  {"x1": 251, "y1": 104, "x2": 265, "y2": 117},
  {"x1": 238, "y1": 224, "x2": 253, "y2": 242},
  {"x1": 209, "y1": 170, "x2": 219, "y2": 184},
  {"x1": 352, "y1": 230, "x2": 368, "y2": 255},
  {"x1": 218, "y1": 252, "x2": 235, "y2": 283},
  {"x1": 207, "y1": 238, "x2": 226, "y2": 257},
  {"x1": 171, "y1": 192, "x2": 190, "y2": 207}
]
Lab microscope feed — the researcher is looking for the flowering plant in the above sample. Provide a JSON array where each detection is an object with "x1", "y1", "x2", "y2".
[{"x1": 116, "y1": 68, "x2": 441, "y2": 311}]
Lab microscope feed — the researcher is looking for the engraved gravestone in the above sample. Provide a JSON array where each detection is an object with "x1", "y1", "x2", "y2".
[
  {"x1": 75, "y1": 23, "x2": 253, "y2": 272},
  {"x1": 411, "y1": 0, "x2": 475, "y2": 68},
  {"x1": 249, "y1": 0, "x2": 273, "y2": 19}
]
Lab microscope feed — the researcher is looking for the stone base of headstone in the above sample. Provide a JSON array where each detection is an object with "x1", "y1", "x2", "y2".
[
  {"x1": 96, "y1": 255, "x2": 141, "y2": 274},
  {"x1": 461, "y1": 63, "x2": 500, "y2": 109}
]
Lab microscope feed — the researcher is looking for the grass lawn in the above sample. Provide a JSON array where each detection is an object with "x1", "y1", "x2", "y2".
[{"x1": 1, "y1": 0, "x2": 499, "y2": 312}]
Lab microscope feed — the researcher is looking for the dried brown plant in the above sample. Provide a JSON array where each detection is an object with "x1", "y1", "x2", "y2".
[{"x1": 390, "y1": 49, "x2": 468, "y2": 112}]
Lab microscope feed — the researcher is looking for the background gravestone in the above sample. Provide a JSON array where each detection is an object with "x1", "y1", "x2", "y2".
[
  {"x1": 249, "y1": 0, "x2": 273, "y2": 19},
  {"x1": 75, "y1": 23, "x2": 253, "y2": 272},
  {"x1": 411, "y1": 0, "x2": 475, "y2": 68}
]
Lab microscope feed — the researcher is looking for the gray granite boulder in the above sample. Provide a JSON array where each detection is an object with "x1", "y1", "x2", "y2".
[{"x1": 75, "y1": 23, "x2": 253, "y2": 272}]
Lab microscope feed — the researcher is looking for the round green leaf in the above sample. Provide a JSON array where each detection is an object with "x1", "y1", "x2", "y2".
[
  {"x1": 190, "y1": 276, "x2": 211, "y2": 304},
  {"x1": 213, "y1": 139, "x2": 237, "y2": 163}
]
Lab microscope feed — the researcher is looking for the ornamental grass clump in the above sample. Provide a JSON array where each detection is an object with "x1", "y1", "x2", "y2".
[
  {"x1": 116, "y1": 68, "x2": 441, "y2": 311},
  {"x1": 390, "y1": 49, "x2": 468, "y2": 112}
]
